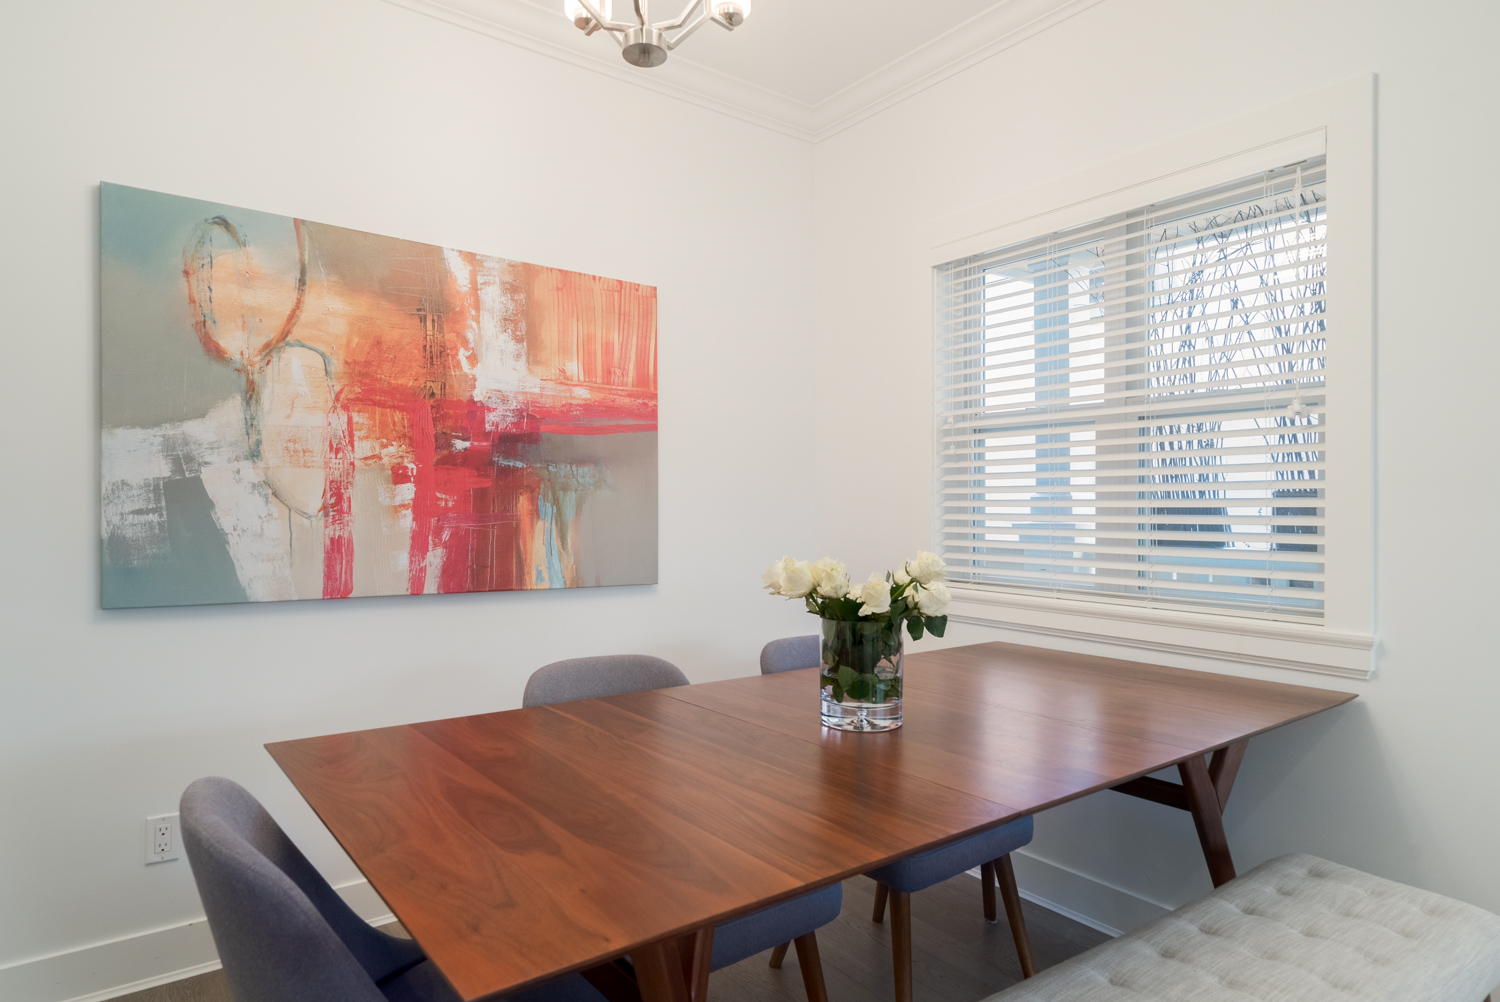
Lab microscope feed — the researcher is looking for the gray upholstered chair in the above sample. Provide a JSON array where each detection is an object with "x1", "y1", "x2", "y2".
[
  {"x1": 870, "y1": 817, "x2": 1036, "y2": 1001},
  {"x1": 759, "y1": 635, "x2": 820, "y2": 674},
  {"x1": 758, "y1": 636, "x2": 1034, "y2": 999},
  {"x1": 180, "y1": 776, "x2": 605, "y2": 1002},
  {"x1": 523, "y1": 654, "x2": 689, "y2": 706},
  {"x1": 524, "y1": 654, "x2": 841, "y2": 1002}
]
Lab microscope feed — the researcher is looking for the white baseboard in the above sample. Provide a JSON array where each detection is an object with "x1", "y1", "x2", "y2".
[
  {"x1": 0, "y1": 880, "x2": 395, "y2": 1002},
  {"x1": 969, "y1": 849, "x2": 1172, "y2": 938}
]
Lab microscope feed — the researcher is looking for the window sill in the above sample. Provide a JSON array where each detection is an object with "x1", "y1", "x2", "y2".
[{"x1": 946, "y1": 585, "x2": 1376, "y2": 679}]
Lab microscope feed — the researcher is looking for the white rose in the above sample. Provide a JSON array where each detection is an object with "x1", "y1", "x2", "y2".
[
  {"x1": 914, "y1": 580, "x2": 952, "y2": 616},
  {"x1": 762, "y1": 558, "x2": 788, "y2": 594},
  {"x1": 811, "y1": 558, "x2": 850, "y2": 598},
  {"x1": 779, "y1": 558, "x2": 815, "y2": 598},
  {"x1": 905, "y1": 550, "x2": 948, "y2": 585},
  {"x1": 893, "y1": 564, "x2": 911, "y2": 586},
  {"x1": 853, "y1": 574, "x2": 892, "y2": 616}
]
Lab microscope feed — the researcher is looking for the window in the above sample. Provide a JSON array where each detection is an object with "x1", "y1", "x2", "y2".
[{"x1": 936, "y1": 158, "x2": 1328, "y2": 623}]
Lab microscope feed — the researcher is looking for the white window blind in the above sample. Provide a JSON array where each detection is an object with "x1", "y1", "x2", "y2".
[{"x1": 936, "y1": 156, "x2": 1327, "y2": 622}]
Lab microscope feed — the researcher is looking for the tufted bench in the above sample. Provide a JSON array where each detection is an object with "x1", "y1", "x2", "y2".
[{"x1": 986, "y1": 854, "x2": 1500, "y2": 1002}]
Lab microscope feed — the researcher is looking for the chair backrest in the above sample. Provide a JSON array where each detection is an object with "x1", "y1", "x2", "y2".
[
  {"x1": 180, "y1": 777, "x2": 425, "y2": 1002},
  {"x1": 759, "y1": 635, "x2": 820, "y2": 675},
  {"x1": 522, "y1": 654, "x2": 689, "y2": 707}
]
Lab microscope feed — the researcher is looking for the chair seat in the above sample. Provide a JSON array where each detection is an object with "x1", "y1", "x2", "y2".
[
  {"x1": 711, "y1": 883, "x2": 843, "y2": 970},
  {"x1": 380, "y1": 960, "x2": 606, "y2": 1002},
  {"x1": 866, "y1": 816, "x2": 1033, "y2": 894},
  {"x1": 987, "y1": 853, "x2": 1500, "y2": 1002}
]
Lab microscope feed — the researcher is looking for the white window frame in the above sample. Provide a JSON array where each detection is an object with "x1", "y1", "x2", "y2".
[{"x1": 925, "y1": 76, "x2": 1375, "y2": 679}]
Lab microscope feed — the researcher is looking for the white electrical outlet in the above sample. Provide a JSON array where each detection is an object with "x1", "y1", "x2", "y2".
[{"x1": 145, "y1": 813, "x2": 180, "y2": 864}]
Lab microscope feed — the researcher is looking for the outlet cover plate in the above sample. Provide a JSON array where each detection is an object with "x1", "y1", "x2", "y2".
[{"x1": 145, "y1": 813, "x2": 180, "y2": 864}]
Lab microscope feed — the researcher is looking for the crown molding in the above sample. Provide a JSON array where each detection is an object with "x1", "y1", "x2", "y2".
[
  {"x1": 810, "y1": 0, "x2": 1107, "y2": 140},
  {"x1": 380, "y1": 0, "x2": 820, "y2": 141},
  {"x1": 379, "y1": 0, "x2": 1109, "y2": 144}
]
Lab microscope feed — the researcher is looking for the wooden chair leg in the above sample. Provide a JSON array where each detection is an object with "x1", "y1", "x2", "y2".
[
  {"x1": 889, "y1": 889, "x2": 913, "y2": 1002},
  {"x1": 980, "y1": 860, "x2": 997, "y2": 922},
  {"x1": 768, "y1": 942, "x2": 790, "y2": 969},
  {"x1": 994, "y1": 855, "x2": 1035, "y2": 979},
  {"x1": 792, "y1": 932, "x2": 830, "y2": 1002},
  {"x1": 872, "y1": 881, "x2": 889, "y2": 923}
]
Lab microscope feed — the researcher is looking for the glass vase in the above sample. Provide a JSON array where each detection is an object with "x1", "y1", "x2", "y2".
[{"x1": 818, "y1": 617, "x2": 903, "y2": 731}]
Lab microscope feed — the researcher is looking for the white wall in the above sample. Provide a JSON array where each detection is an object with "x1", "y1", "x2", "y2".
[
  {"x1": 0, "y1": 0, "x2": 818, "y2": 982},
  {"x1": 813, "y1": 0, "x2": 1500, "y2": 921},
  {"x1": 5, "y1": 0, "x2": 1500, "y2": 994}
]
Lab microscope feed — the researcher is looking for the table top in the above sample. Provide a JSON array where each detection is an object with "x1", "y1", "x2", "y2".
[{"x1": 266, "y1": 641, "x2": 1355, "y2": 1002}]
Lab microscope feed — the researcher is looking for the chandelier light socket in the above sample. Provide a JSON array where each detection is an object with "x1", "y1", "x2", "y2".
[
  {"x1": 712, "y1": 0, "x2": 750, "y2": 27},
  {"x1": 566, "y1": 0, "x2": 746, "y2": 68},
  {"x1": 564, "y1": 0, "x2": 611, "y2": 30}
]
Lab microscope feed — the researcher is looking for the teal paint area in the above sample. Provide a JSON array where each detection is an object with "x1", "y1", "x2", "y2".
[{"x1": 102, "y1": 477, "x2": 247, "y2": 609}]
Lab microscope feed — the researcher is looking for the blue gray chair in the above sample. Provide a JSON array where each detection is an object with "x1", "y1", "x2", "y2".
[
  {"x1": 871, "y1": 818, "x2": 1036, "y2": 1001},
  {"x1": 759, "y1": 635, "x2": 820, "y2": 674},
  {"x1": 759, "y1": 636, "x2": 1036, "y2": 999},
  {"x1": 525, "y1": 654, "x2": 841, "y2": 1002},
  {"x1": 180, "y1": 776, "x2": 606, "y2": 1002}
]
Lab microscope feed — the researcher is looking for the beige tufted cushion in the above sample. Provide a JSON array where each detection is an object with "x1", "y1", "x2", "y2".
[{"x1": 989, "y1": 854, "x2": 1500, "y2": 1002}]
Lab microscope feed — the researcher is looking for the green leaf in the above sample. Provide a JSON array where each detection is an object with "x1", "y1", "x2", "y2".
[
  {"x1": 836, "y1": 664, "x2": 858, "y2": 690},
  {"x1": 907, "y1": 617, "x2": 925, "y2": 641},
  {"x1": 925, "y1": 615, "x2": 947, "y2": 638},
  {"x1": 847, "y1": 676, "x2": 868, "y2": 701},
  {"x1": 831, "y1": 682, "x2": 845, "y2": 703}
]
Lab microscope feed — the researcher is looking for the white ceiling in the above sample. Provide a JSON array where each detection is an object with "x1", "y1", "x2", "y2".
[
  {"x1": 383, "y1": 0, "x2": 1106, "y2": 140},
  {"x1": 544, "y1": 0, "x2": 1007, "y2": 106}
]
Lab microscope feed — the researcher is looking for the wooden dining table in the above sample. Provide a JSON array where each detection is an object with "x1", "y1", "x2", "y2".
[{"x1": 266, "y1": 640, "x2": 1356, "y2": 1002}]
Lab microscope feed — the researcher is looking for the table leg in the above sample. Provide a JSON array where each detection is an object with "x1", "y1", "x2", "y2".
[
  {"x1": 1208, "y1": 740, "x2": 1247, "y2": 811},
  {"x1": 580, "y1": 960, "x2": 644, "y2": 1002},
  {"x1": 634, "y1": 932, "x2": 696, "y2": 1002},
  {"x1": 1112, "y1": 739, "x2": 1248, "y2": 888},
  {"x1": 680, "y1": 927, "x2": 713, "y2": 1002},
  {"x1": 1179, "y1": 753, "x2": 1236, "y2": 887}
]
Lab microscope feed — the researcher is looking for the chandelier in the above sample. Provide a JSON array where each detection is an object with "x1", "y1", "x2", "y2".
[{"x1": 563, "y1": 0, "x2": 753, "y2": 68}]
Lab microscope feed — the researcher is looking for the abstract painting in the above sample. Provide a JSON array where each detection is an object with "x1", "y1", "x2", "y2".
[{"x1": 100, "y1": 184, "x2": 657, "y2": 608}]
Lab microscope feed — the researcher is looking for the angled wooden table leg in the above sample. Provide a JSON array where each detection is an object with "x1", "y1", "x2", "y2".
[
  {"x1": 1208, "y1": 740, "x2": 1247, "y2": 811},
  {"x1": 1112, "y1": 739, "x2": 1249, "y2": 888},
  {"x1": 1179, "y1": 753, "x2": 1237, "y2": 887},
  {"x1": 680, "y1": 927, "x2": 713, "y2": 1002},
  {"x1": 634, "y1": 932, "x2": 694, "y2": 1002},
  {"x1": 581, "y1": 960, "x2": 644, "y2": 1002}
]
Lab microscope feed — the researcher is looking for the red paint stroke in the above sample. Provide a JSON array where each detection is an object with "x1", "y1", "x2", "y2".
[
  {"x1": 405, "y1": 399, "x2": 437, "y2": 596},
  {"x1": 321, "y1": 402, "x2": 355, "y2": 599}
]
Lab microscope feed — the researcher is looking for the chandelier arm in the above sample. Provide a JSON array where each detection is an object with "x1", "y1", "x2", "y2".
[
  {"x1": 653, "y1": 0, "x2": 703, "y2": 31},
  {"x1": 575, "y1": 0, "x2": 634, "y2": 32},
  {"x1": 633, "y1": 0, "x2": 647, "y2": 26},
  {"x1": 662, "y1": 8, "x2": 712, "y2": 49}
]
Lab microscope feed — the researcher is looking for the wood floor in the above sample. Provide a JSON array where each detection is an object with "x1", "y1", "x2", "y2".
[{"x1": 117, "y1": 872, "x2": 1108, "y2": 1002}]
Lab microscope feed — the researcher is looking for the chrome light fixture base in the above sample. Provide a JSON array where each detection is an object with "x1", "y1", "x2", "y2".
[
  {"x1": 563, "y1": 0, "x2": 752, "y2": 68},
  {"x1": 621, "y1": 26, "x2": 668, "y2": 68}
]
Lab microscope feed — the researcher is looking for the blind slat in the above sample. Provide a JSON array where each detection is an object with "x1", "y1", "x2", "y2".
[{"x1": 934, "y1": 156, "x2": 1329, "y2": 619}]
